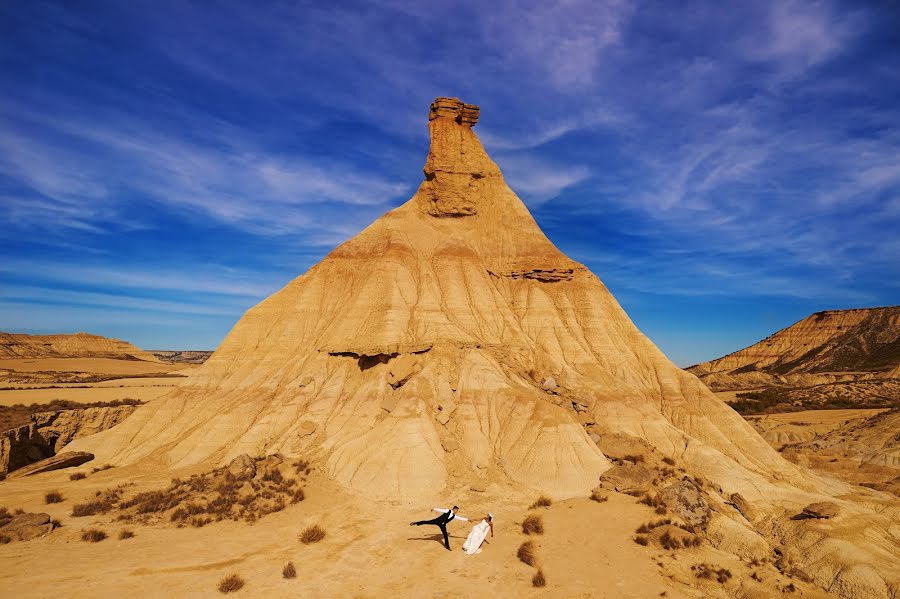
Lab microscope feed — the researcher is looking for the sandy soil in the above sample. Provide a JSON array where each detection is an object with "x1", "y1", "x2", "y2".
[
  {"x1": 0, "y1": 464, "x2": 753, "y2": 599},
  {"x1": 0, "y1": 358, "x2": 193, "y2": 376}
]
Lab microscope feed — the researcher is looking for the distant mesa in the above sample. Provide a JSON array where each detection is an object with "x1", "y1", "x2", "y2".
[
  {"x1": 0, "y1": 331, "x2": 159, "y2": 362},
  {"x1": 687, "y1": 306, "x2": 900, "y2": 392}
]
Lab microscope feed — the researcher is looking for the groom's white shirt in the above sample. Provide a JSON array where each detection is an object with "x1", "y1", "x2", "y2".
[{"x1": 433, "y1": 508, "x2": 468, "y2": 522}]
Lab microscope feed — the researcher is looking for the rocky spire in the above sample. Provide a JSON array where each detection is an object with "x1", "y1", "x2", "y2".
[{"x1": 418, "y1": 97, "x2": 501, "y2": 217}]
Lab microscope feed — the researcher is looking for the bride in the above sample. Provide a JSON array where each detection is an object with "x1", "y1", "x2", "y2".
[{"x1": 461, "y1": 513, "x2": 494, "y2": 555}]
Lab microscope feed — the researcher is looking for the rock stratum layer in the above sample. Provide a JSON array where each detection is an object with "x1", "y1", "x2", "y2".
[
  {"x1": 0, "y1": 332, "x2": 158, "y2": 362},
  {"x1": 69, "y1": 98, "x2": 899, "y2": 598},
  {"x1": 687, "y1": 307, "x2": 900, "y2": 391}
]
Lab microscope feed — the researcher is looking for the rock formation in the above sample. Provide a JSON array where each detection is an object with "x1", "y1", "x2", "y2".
[
  {"x1": 1, "y1": 405, "x2": 135, "y2": 475},
  {"x1": 0, "y1": 331, "x2": 159, "y2": 362},
  {"x1": 6, "y1": 451, "x2": 94, "y2": 478},
  {"x1": 687, "y1": 307, "x2": 900, "y2": 391},
  {"x1": 67, "y1": 98, "x2": 899, "y2": 597}
]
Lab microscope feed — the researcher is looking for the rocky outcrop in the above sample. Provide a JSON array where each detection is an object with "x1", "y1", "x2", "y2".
[
  {"x1": 687, "y1": 306, "x2": 900, "y2": 391},
  {"x1": 227, "y1": 454, "x2": 256, "y2": 481},
  {"x1": 598, "y1": 464, "x2": 654, "y2": 494},
  {"x1": 0, "y1": 512, "x2": 53, "y2": 542},
  {"x1": 7, "y1": 451, "x2": 94, "y2": 478},
  {"x1": 658, "y1": 478, "x2": 711, "y2": 528},
  {"x1": 801, "y1": 501, "x2": 840, "y2": 519},
  {"x1": 1, "y1": 405, "x2": 136, "y2": 475}
]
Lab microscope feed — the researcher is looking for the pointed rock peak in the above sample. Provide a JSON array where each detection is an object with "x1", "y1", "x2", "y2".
[{"x1": 418, "y1": 97, "x2": 502, "y2": 217}]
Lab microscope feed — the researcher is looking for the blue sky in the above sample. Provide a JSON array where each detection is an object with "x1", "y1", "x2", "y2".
[{"x1": 1, "y1": 0, "x2": 898, "y2": 366}]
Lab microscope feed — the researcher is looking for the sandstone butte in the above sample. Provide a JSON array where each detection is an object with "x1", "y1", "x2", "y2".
[
  {"x1": 68, "y1": 98, "x2": 899, "y2": 597},
  {"x1": 0, "y1": 331, "x2": 159, "y2": 362},
  {"x1": 687, "y1": 306, "x2": 900, "y2": 390}
]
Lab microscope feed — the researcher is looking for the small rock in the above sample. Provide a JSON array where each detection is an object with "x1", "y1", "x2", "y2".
[
  {"x1": 730, "y1": 493, "x2": 756, "y2": 522},
  {"x1": 6, "y1": 451, "x2": 94, "y2": 478},
  {"x1": 599, "y1": 463, "x2": 653, "y2": 494},
  {"x1": 589, "y1": 433, "x2": 601, "y2": 444},
  {"x1": 658, "y1": 477, "x2": 711, "y2": 528},
  {"x1": 298, "y1": 421, "x2": 317, "y2": 437},
  {"x1": 387, "y1": 354, "x2": 421, "y2": 389},
  {"x1": 541, "y1": 377, "x2": 557, "y2": 392},
  {"x1": 227, "y1": 454, "x2": 256, "y2": 480},
  {"x1": 441, "y1": 437, "x2": 460, "y2": 452},
  {"x1": 380, "y1": 396, "x2": 399, "y2": 413},
  {"x1": 801, "y1": 501, "x2": 840, "y2": 519},
  {"x1": 0, "y1": 512, "x2": 52, "y2": 541},
  {"x1": 298, "y1": 376, "x2": 314, "y2": 388},
  {"x1": 572, "y1": 401, "x2": 588, "y2": 413}
]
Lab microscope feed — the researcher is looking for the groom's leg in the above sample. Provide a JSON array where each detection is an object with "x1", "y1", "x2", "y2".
[
  {"x1": 413, "y1": 516, "x2": 443, "y2": 526},
  {"x1": 440, "y1": 524, "x2": 450, "y2": 550}
]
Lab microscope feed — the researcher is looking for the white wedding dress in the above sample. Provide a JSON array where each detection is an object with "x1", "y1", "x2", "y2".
[{"x1": 462, "y1": 519, "x2": 491, "y2": 555}]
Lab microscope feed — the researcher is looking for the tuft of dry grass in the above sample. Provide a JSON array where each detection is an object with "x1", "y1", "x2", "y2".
[
  {"x1": 218, "y1": 573, "x2": 244, "y2": 594},
  {"x1": 69, "y1": 472, "x2": 87, "y2": 481},
  {"x1": 623, "y1": 454, "x2": 644, "y2": 464},
  {"x1": 633, "y1": 535, "x2": 649, "y2": 546},
  {"x1": 72, "y1": 499, "x2": 114, "y2": 517},
  {"x1": 590, "y1": 490, "x2": 608, "y2": 502},
  {"x1": 300, "y1": 524, "x2": 325, "y2": 544},
  {"x1": 517, "y1": 540, "x2": 537, "y2": 566},
  {"x1": 91, "y1": 464, "x2": 114, "y2": 474},
  {"x1": 529, "y1": 495, "x2": 552, "y2": 509},
  {"x1": 662, "y1": 457, "x2": 676, "y2": 466},
  {"x1": 118, "y1": 529, "x2": 135, "y2": 540},
  {"x1": 282, "y1": 562, "x2": 296, "y2": 579},
  {"x1": 50, "y1": 518, "x2": 62, "y2": 528},
  {"x1": 522, "y1": 513, "x2": 544, "y2": 535},
  {"x1": 532, "y1": 569, "x2": 546, "y2": 587},
  {"x1": 45, "y1": 490, "x2": 64, "y2": 504},
  {"x1": 81, "y1": 528, "x2": 107, "y2": 542},
  {"x1": 0, "y1": 507, "x2": 11, "y2": 527},
  {"x1": 0, "y1": 534, "x2": 11, "y2": 544},
  {"x1": 660, "y1": 531, "x2": 679, "y2": 550}
]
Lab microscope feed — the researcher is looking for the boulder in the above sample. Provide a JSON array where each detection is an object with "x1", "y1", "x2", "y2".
[
  {"x1": 801, "y1": 501, "x2": 840, "y2": 519},
  {"x1": 298, "y1": 421, "x2": 317, "y2": 437},
  {"x1": 595, "y1": 433, "x2": 652, "y2": 463},
  {"x1": 658, "y1": 477, "x2": 711, "y2": 528},
  {"x1": 599, "y1": 464, "x2": 653, "y2": 493},
  {"x1": 0, "y1": 512, "x2": 52, "y2": 542},
  {"x1": 6, "y1": 451, "x2": 94, "y2": 478},
  {"x1": 387, "y1": 354, "x2": 421, "y2": 389},
  {"x1": 541, "y1": 376, "x2": 557, "y2": 392},
  {"x1": 227, "y1": 454, "x2": 256, "y2": 480}
]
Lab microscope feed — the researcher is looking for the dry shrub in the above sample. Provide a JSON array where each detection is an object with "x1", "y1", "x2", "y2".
[
  {"x1": 522, "y1": 514, "x2": 544, "y2": 535},
  {"x1": 291, "y1": 489, "x2": 305, "y2": 504},
  {"x1": 633, "y1": 535, "x2": 649, "y2": 546},
  {"x1": 282, "y1": 562, "x2": 296, "y2": 579},
  {"x1": 660, "y1": 531, "x2": 680, "y2": 550},
  {"x1": 532, "y1": 569, "x2": 546, "y2": 587},
  {"x1": 590, "y1": 490, "x2": 608, "y2": 503},
  {"x1": 218, "y1": 574, "x2": 244, "y2": 594},
  {"x1": 0, "y1": 534, "x2": 11, "y2": 544},
  {"x1": 72, "y1": 499, "x2": 114, "y2": 517},
  {"x1": 0, "y1": 507, "x2": 11, "y2": 527},
  {"x1": 529, "y1": 495, "x2": 552, "y2": 509},
  {"x1": 623, "y1": 454, "x2": 644, "y2": 464},
  {"x1": 118, "y1": 529, "x2": 135, "y2": 539},
  {"x1": 45, "y1": 491, "x2": 64, "y2": 504},
  {"x1": 91, "y1": 464, "x2": 113, "y2": 474},
  {"x1": 517, "y1": 540, "x2": 537, "y2": 566},
  {"x1": 81, "y1": 528, "x2": 107, "y2": 542},
  {"x1": 655, "y1": 505, "x2": 667, "y2": 515},
  {"x1": 50, "y1": 518, "x2": 62, "y2": 528},
  {"x1": 783, "y1": 583, "x2": 796, "y2": 593},
  {"x1": 693, "y1": 563, "x2": 732, "y2": 584},
  {"x1": 69, "y1": 472, "x2": 87, "y2": 481},
  {"x1": 300, "y1": 524, "x2": 325, "y2": 544},
  {"x1": 662, "y1": 457, "x2": 676, "y2": 466},
  {"x1": 684, "y1": 535, "x2": 702, "y2": 548}
]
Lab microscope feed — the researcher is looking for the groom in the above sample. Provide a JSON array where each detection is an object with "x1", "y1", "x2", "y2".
[{"x1": 410, "y1": 506, "x2": 468, "y2": 551}]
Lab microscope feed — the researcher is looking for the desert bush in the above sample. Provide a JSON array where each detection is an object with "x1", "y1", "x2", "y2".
[
  {"x1": 118, "y1": 529, "x2": 135, "y2": 539},
  {"x1": 0, "y1": 534, "x2": 11, "y2": 544},
  {"x1": 218, "y1": 574, "x2": 244, "y2": 594},
  {"x1": 91, "y1": 464, "x2": 114, "y2": 474},
  {"x1": 639, "y1": 494, "x2": 663, "y2": 508},
  {"x1": 633, "y1": 535, "x2": 649, "y2": 546},
  {"x1": 81, "y1": 528, "x2": 107, "y2": 542},
  {"x1": 623, "y1": 454, "x2": 644, "y2": 464},
  {"x1": 72, "y1": 499, "x2": 114, "y2": 517},
  {"x1": 529, "y1": 495, "x2": 552, "y2": 509},
  {"x1": 69, "y1": 472, "x2": 87, "y2": 481},
  {"x1": 517, "y1": 540, "x2": 536, "y2": 566},
  {"x1": 522, "y1": 514, "x2": 544, "y2": 535},
  {"x1": 282, "y1": 562, "x2": 296, "y2": 579},
  {"x1": 783, "y1": 583, "x2": 796, "y2": 593},
  {"x1": 291, "y1": 489, "x2": 305, "y2": 504},
  {"x1": 532, "y1": 569, "x2": 546, "y2": 587},
  {"x1": 0, "y1": 507, "x2": 12, "y2": 527},
  {"x1": 655, "y1": 505, "x2": 667, "y2": 515},
  {"x1": 590, "y1": 490, "x2": 608, "y2": 502},
  {"x1": 261, "y1": 469, "x2": 283, "y2": 484},
  {"x1": 45, "y1": 491, "x2": 64, "y2": 504},
  {"x1": 51, "y1": 519, "x2": 62, "y2": 528},
  {"x1": 662, "y1": 457, "x2": 676, "y2": 466},
  {"x1": 660, "y1": 531, "x2": 679, "y2": 550},
  {"x1": 300, "y1": 524, "x2": 326, "y2": 544},
  {"x1": 693, "y1": 563, "x2": 732, "y2": 584}
]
